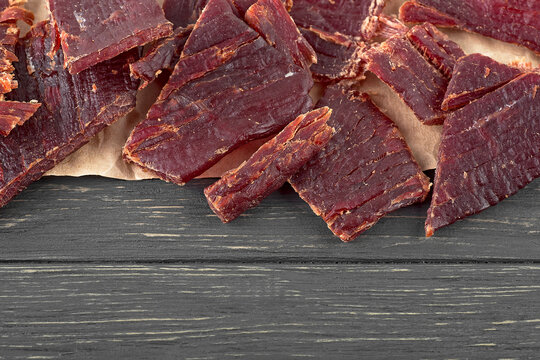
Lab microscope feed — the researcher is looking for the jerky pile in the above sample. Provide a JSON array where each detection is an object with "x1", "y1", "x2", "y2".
[{"x1": 0, "y1": 0, "x2": 538, "y2": 242}]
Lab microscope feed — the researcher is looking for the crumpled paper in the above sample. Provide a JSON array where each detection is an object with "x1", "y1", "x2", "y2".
[{"x1": 24, "y1": 0, "x2": 538, "y2": 180}]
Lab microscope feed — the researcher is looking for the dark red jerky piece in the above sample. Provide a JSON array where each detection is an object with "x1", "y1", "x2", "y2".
[
  {"x1": 130, "y1": 26, "x2": 193, "y2": 89},
  {"x1": 163, "y1": 0, "x2": 207, "y2": 28},
  {"x1": 0, "y1": 21, "x2": 138, "y2": 208},
  {"x1": 407, "y1": 23, "x2": 464, "y2": 78},
  {"x1": 244, "y1": 0, "x2": 315, "y2": 70},
  {"x1": 290, "y1": 0, "x2": 386, "y2": 41},
  {"x1": 0, "y1": 101, "x2": 40, "y2": 136},
  {"x1": 49, "y1": 0, "x2": 173, "y2": 74},
  {"x1": 400, "y1": 0, "x2": 540, "y2": 55},
  {"x1": 300, "y1": 27, "x2": 365, "y2": 83},
  {"x1": 442, "y1": 53, "x2": 523, "y2": 111},
  {"x1": 365, "y1": 36, "x2": 448, "y2": 125},
  {"x1": 123, "y1": 0, "x2": 314, "y2": 186},
  {"x1": 425, "y1": 72, "x2": 540, "y2": 237},
  {"x1": 375, "y1": 14, "x2": 409, "y2": 39},
  {"x1": 289, "y1": 86, "x2": 430, "y2": 242},
  {"x1": 205, "y1": 107, "x2": 333, "y2": 223}
]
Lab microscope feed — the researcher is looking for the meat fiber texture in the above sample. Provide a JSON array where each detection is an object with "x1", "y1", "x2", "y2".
[
  {"x1": 0, "y1": 21, "x2": 138, "y2": 208},
  {"x1": 442, "y1": 53, "x2": 523, "y2": 111},
  {"x1": 205, "y1": 107, "x2": 333, "y2": 223},
  {"x1": 365, "y1": 24, "x2": 462, "y2": 125},
  {"x1": 425, "y1": 72, "x2": 540, "y2": 237},
  {"x1": 123, "y1": 0, "x2": 316, "y2": 185},
  {"x1": 30, "y1": 0, "x2": 538, "y2": 179},
  {"x1": 49, "y1": 0, "x2": 173, "y2": 74},
  {"x1": 0, "y1": 0, "x2": 40, "y2": 137},
  {"x1": 400, "y1": 0, "x2": 540, "y2": 55},
  {"x1": 290, "y1": 85, "x2": 431, "y2": 242}
]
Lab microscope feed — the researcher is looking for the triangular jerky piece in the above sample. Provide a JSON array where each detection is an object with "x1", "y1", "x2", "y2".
[
  {"x1": 290, "y1": 85, "x2": 430, "y2": 242},
  {"x1": 123, "y1": 0, "x2": 314, "y2": 185},
  {"x1": 0, "y1": 101, "x2": 40, "y2": 136},
  {"x1": 426, "y1": 72, "x2": 540, "y2": 237},
  {"x1": 205, "y1": 107, "x2": 333, "y2": 223},
  {"x1": 442, "y1": 53, "x2": 523, "y2": 111},
  {"x1": 49, "y1": 0, "x2": 173, "y2": 74},
  {"x1": 0, "y1": 21, "x2": 138, "y2": 208}
]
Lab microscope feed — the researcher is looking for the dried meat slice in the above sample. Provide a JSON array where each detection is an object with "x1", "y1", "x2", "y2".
[
  {"x1": 130, "y1": 26, "x2": 193, "y2": 89},
  {"x1": 290, "y1": 0, "x2": 386, "y2": 41},
  {"x1": 49, "y1": 0, "x2": 173, "y2": 74},
  {"x1": 425, "y1": 72, "x2": 540, "y2": 237},
  {"x1": 300, "y1": 27, "x2": 365, "y2": 83},
  {"x1": 400, "y1": 0, "x2": 540, "y2": 55},
  {"x1": 365, "y1": 36, "x2": 448, "y2": 125},
  {"x1": 289, "y1": 86, "x2": 431, "y2": 242},
  {"x1": 0, "y1": 21, "x2": 138, "y2": 208},
  {"x1": 0, "y1": 100, "x2": 40, "y2": 136},
  {"x1": 442, "y1": 53, "x2": 523, "y2": 111},
  {"x1": 205, "y1": 107, "x2": 333, "y2": 223},
  {"x1": 407, "y1": 22, "x2": 464, "y2": 78},
  {"x1": 163, "y1": 0, "x2": 207, "y2": 28},
  {"x1": 124, "y1": 0, "x2": 314, "y2": 185}
]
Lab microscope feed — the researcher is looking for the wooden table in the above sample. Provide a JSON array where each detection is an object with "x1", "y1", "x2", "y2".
[{"x1": 1, "y1": 175, "x2": 539, "y2": 359}]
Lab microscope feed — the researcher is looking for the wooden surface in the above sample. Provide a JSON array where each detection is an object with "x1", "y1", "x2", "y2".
[{"x1": 1, "y1": 175, "x2": 539, "y2": 359}]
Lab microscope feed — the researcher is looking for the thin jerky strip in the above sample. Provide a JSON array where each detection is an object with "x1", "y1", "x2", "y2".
[
  {"x1": 364, "y1": 36, "x2": 448, "y2": 125},
  {"x1": 0, "y1": 21, "x2": 138, "y2": 208},
  {"x1": 205, "y1": 107, "x2": 333, "y2": 223},
  {"x1": 290, "y1": 0, "x2": 386, "y2": 41},
  {"x1": 407, "y1": 22, "x2": 464, "y2": 78},
  {"x1": 442, "y1": 53, "x2": 523, "y2": 111},
  {"x1": 130, "y1": 25, "x2": 193, "y2": 89},
  {"x1": 49, "y1": 0, "x2": 173, "y2": 74},
  {"x1": 400, "y1": 0, "x2": 540, "y2": 55},
  {"x1": 300, "y1": 27, "x2": 366, "y2": 83},
  {"x1": 425, "y1": 72, "x2": 540, "y2": 237},
  {"x1": 123, "y1": 0, "x2": 314, "y2": 185},
  {"x1": 290, "y1": 86, "x2": 430, "y2": 242},
  {"x1": 0, "y1": 100, "x2": 40, "y2": 136}
]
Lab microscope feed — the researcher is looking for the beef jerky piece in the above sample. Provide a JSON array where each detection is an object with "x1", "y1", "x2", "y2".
[
  {"x1": 375, "y1": 14, "x2": 409, "y2": 39},
  {"x1": 244, "y1": 0, "x2": 315, "y2": 70},
  {"x1": 49, "y1": 0, "x2": 173, "y2": 74},
  {"x1": 123, "y1": 0, "x2": 314, "y2": 185},
  {"x1": 407, "y1": 22, "x2": 464, "y2": 78},
  {"x1": 400, "y1": 0, "x2": 540, "y2": 55},
  {"x1": 0, "y1": 5, "x2": 33, "y2": 24},
  {"x1": 290, "y1": 0, "x2": 386, "y2": 41},
  {"x1": 0, "y1": 21, "x2": 138, "y2": 208},
  {"x1": 0, "y1": 100, "x2": 40, "y2": 136},
  {"x1": 300, "y1": 27, "x2": 365, "y2": 83},
  {"x1": 130, "y1": 26, "x2": 193, "y2": 89},
  {"x1": 290, "y1": 86, "x2": 431, "y2": 242},
  {"x1": 205, "y1": 107, "x2": 333, "y2": 223},
  {"x1": 365, "y1": 36, "x2": 448, "y2": 125},
  {"x1": 442, "y1": 53, "x2": 523, "y2": 111},
  {"x1": 425, "y1": 72, "x2": 540, "y2": 237}
]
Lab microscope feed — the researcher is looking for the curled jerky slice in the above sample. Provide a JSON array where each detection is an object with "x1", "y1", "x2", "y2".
[
  {"x1": 49, "y1": 0, "x2": 173, "y2": 74},
  {"x1": 124, "y1": 0, "x2": 314, "y2": 185},
  {"x1": 442, "y1": 53, "x2": 523, "y2": 111},
  {"x1": 290, "y1": 86, "x2": 430, "y2": 242},
  {"x1": 426, "y1": 72, "x2": 540, "y2": 237},
  {"x1": 0, "y1": 21, "x2": 138, "y2": 208},
  {"x1": 400, "y1": 0, "x2": 540, "y2": 55},
  {"x1": 205, "y1": 107, "x2": 333, "y2": 223}
]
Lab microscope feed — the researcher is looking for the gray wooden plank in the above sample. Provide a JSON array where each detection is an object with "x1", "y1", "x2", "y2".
[
  {"x1": 1, "y1": 264, "x2": 539, "y2": 359},
  {"x1": 0, "y1": 176, "x2": 538, "y2": 262}
]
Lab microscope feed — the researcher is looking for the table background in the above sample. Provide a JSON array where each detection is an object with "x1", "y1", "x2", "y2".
[{"x1": 1, "y1": 175, "x2": 539, "y2": 359}]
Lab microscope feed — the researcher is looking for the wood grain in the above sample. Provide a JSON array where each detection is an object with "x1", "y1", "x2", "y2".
[
  {"x1": 0, "y1": 176, "x2": 538, "y2": 262},
  {"x1": 1, "y1": 264, "x2": 539, "y2": 359}
]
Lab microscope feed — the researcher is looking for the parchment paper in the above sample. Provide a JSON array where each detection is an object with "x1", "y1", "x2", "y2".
[{"x1": 24, "y1": 0, "x2": 539, "y2": 179}]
